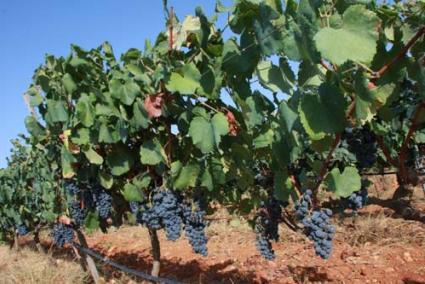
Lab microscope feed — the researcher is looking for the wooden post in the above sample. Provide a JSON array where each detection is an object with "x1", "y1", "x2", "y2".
[
  {"x1": 148, "y1": 229, "x2": 161, "y2": 280},
  {"x1": 75, "y1": 229, "x2": 100, "y2": 284}
]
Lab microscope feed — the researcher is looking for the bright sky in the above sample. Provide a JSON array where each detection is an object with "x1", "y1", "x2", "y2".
[{"x1": 0, "y1": 0, "x2": 233, "y2": 168}]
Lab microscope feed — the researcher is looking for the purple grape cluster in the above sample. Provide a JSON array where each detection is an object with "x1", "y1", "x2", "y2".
[
  {"x1": 254, "y1": 197, "x2": 282, "y2": 260},
  {"x1": 343, "y1": 188, "x2": 368, "y2": 212},
  {"x1": 181, "y1": 202, "x2": 208, "y2": 256},
  {"x1": 93, "y1": 189, "x2": 112, "y2": 219},
  {"x1": 52, "y1": 223, "x2": 74, "y2": 248},
  {"x1": 140, "y1": 190, "x2": 183, "y2": 241},
  {"x1": 69, "y1": 200, "x2": 87, "y2": 227},
  {"x1": 16, "y1": 224, "x2": 29, "y2": 236},
  {"x1": 64, "y1": 181, "x2": 80, "y2": 196},
  {"x1": 295, "y1": 189, "x2": 312, "y2": 220},
  {"x1": 344, "y1": 126, "x2": 377, "y2": 170},
  {"x1": 302, "y1": 209, "x2": 335, "y2": 259}
]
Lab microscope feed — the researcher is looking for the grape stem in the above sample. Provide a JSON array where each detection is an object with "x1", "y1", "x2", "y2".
[
  {"x1": 289, "y1": 174, "x2": 301, "y2": 199},
  {"x1": 373, "y1": 26, "x2": 425, "y2": 79}
]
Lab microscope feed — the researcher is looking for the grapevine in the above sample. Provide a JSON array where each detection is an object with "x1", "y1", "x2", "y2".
[{"x1": 0, "y1": 0, "x2": 423, "y2": 281}]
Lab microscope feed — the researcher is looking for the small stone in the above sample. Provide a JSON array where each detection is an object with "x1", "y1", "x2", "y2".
[{"x1": 403, "y1": 252, "x2": 413, "y2": 262}]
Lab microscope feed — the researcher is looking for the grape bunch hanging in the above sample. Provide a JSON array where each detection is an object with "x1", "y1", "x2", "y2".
[
  {"x1": 295, "y1": 190, "x2": 336, "y2": 260},
  {"x1": 130, "y1": 189, "x2": 209, "y2": 256},
  {"x1": 254, "y1": 196, "x2": 282, "y2": 260},
  {"x1": 343, "y1": 126, "x2": 377, "y2": 170}
]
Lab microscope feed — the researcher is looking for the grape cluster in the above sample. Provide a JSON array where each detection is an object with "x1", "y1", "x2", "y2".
[
  {"x1": 181, "y1": 202, "x2": 208, "y2": 256},
  {"x1": 141, "y1": 190, "x2": 183, "y2": 241},
  {"x1": 64, "y1": 181, "x2": 80, "y2": 196},
  {"x1": 302, "y1": 209, "x2": 335, "y2": 259},
  {"x1": 52, "y1": 223, "x2": 74, "y2": 248},
  {"x1": 295, "y1": 189, "x2": 312, "y2": 220},
  {"x1": 254, "y1": 197, "x2": 282, "y2": 260},
  {"x1": 343, "y1": 188, "x2": 368, "y2": 212},
  {"x1": 344, "y1": 126, "x2": 377, "y2": 169},
  {"x1": 16, "y1": 224, "x2": 29, "y2": 236},
  {"x1": 81, "y1": 186, "x2": 112, "y2": 219},
  {"x1": 93, "y1": 189, "x2": 112, "y2": 219},
  {"x1": 69, "y1": 200, "x2": 87, "y2": 227}
]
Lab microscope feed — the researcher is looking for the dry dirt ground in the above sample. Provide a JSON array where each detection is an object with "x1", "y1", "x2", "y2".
[{"x1": 1, "y1": 175, "x2": 425, "y2": 284}]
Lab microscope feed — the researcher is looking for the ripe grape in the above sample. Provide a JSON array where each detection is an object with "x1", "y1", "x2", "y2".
[
  {"x1": 16, "y1": 224, "x2": 29, "y2": 236},
  {"x1": 343, "y1": 126, "x2": 377, "y2": 170},
  {"x1": 343, "y1": 187, "x2": 368, "y2": 212},
  {"x1": 302, "y1": 209, "x2": 335, "y2": 259},
  {"x1": 69, "y1": 200, "x2": 86, "y2": 227},
  {"x1": 295, "y1": 189, "x2": 312, "y2": 220},
  {"x1": 254, "y1": 196, "x2": 282, "y2": 260},
  {"x1": 181, "y1": 202, "x2": 208, "y2": 256},
  {"x1": 52, "y1": 223, "x2": 74, "y2": 248},
  {"x1": 91, "y1": 187, "x2": 112, "y2": 219},
  {"x1": 64, "y1": 181, "x2": 80, "y2": 196},
  {"x1": 140, "y1": 190, "x2": 183, "y2": 241}
]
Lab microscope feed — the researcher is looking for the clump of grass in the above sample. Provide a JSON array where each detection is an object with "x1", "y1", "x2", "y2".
[
  {"x1": 336, "y1": 212, "x2": 425, "y2": 247},
  {"x1": 0, "y1": 246, "x2": 89, "y2": 284}
]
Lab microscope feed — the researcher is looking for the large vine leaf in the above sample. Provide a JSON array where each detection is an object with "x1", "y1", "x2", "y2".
[
  {"x1": 171, "y1": 161, "x2": 200, "y2": 190},
  {"x1": 189, "y1": 112, "x2": 229, "y2": 153},
  {"x1": 325, "y1": 166, "x2": 361, "y2": 198},
  {"x1": 314, "y1": 5, "x2": 380, "y2": 65},
  {"x1": 354, "y1": 72, "x2": 395, "y2": 123},
  {"x1": 140, "y1": 139, "x2": 167, "y2": 165},
  {"x1": 82, "y1": 146, "x2": 103, "y2": 165},
  {"x1": 256, "y1": 59, "x2": 295, "y2": 94},
  {"x1": 45, "y1": 100, "x2": 68, "y2": 124},
  {"x1": 299, "y1": 83, "x2": 346, "y2": 140},
  {"x1": 165, "y1": 63, "x2": 201, "y2": 95},
  {"x1": 109, "y1": 78, "x2": 140, "y2": 105},
  {"x1": 76, "y1": 95, "x2": 94, "y2": 127}
]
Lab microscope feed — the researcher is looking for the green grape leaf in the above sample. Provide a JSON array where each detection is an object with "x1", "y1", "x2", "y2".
[
  {"x1": 98, "y1": 123, "x2": 120, "y2": 144},
  {"x1": 85, "y1": 212, "x2": 100, "y2": 233},
  {"x1": 314, "y1": 5, "x2": 380, "y2": 65},
  {"x1": 278, "y1": 101, "x2": 298, "y2": 133},
  {"x1": 25, "y1": 116, "x2": 46, "y2": 138},
  {"x1": 61, "y1": 147, "x2": 77, "y2": 178},
  {"x1": 172, "y1": 162, "x2": 200, "y2": 190},
  {"x1": 201, "y1": 167, "x2": 214, "y2": 191},
  {"x1": 165, "y1": 63, "x2": 201, "y2": 95},
  {"x1": 189, "y1": 112, "x2": 229, "y2": 153},
  {"x1": 140, "y1": 140, "x2": 167, "y2": 165},
  {"x1": 122, "y1": 183, "x2": 144, "y2": 202},
  {"x1": 62, "y1": 73, "x2": 77, "y2": 94},
  {"x1": 82, "y1": 146, "x2": 104, "y2": 165},
  {"x1": 76, "y1": 95, "x2": 94, "y2": 127},
  {"x1": 253, "y1": 128, "x2": 274, "y2": 149},
  {"x1": 99, "y1": 171, "x2": 113, "y2": 189},
  {"x1": 45, "y1": 100, "x2": 68, "y2": 123},
  {"x1": 106, "y1": 146, "x2": 135, "y2": 176},
  {"x1": 325, "y1": 166, "x2": 361, "y2": 198},
  {"x1": 299, "y1": 83, "x2": 346, "y2": 140},
  {"x1": 354, "y1": 72, "x2": 395, "y2": 123},
  {"x1": 109, "y1": 78, "x2": 140, "y2": 105},
  {"x1": 257, "y1": 59, "x2": 295, "y2": 94}
]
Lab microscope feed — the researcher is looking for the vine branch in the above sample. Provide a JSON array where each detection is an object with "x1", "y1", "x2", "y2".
[
  {"x1": 376, "y1": 135, "x2": 398, "y2": 167},
  {"x1": 373, "y1": 26, "x2": 425, "y2": 79}
]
